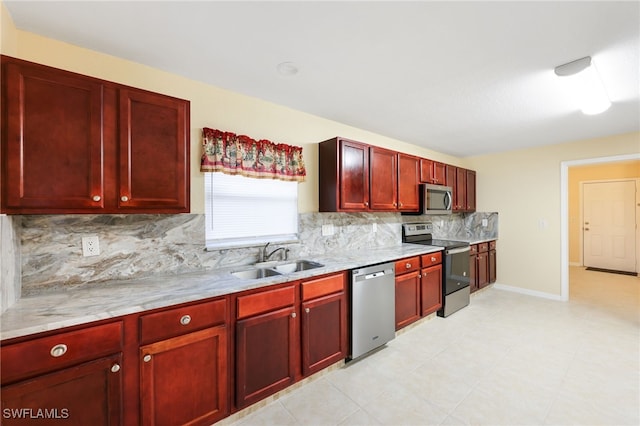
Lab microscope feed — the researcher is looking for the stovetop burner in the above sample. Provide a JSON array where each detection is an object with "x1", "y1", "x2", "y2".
[{"x1": 401, "y1": 222, "x2": 469, "y2": 249}]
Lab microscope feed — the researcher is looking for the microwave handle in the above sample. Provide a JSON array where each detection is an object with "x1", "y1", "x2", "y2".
[{"x1": 444, "y1": 191, "x2": 452, "y2": 210}]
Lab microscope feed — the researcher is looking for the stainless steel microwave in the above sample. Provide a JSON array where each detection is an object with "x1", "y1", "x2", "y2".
[{"x1": 419, "y1": 184, "x2": 453, "y2": 214}]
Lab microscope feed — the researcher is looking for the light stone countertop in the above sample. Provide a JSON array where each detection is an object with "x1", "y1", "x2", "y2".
[{"x1": 1, "y1": 244, "x2": 443, "y2": 341}]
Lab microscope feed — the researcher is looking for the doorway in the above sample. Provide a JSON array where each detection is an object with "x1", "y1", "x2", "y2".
[
  {"x1": 561, "y1": 154, "x2": 640, "y2": 301},
  {"x1": 582, "y1": 180, "x2": 637, "y2": 273}
]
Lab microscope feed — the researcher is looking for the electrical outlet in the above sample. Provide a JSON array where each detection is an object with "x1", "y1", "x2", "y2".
[
  {"x1": 482, "y1": 219, "x2": 488, "y2": 227},
  {"x1": 321, "y1": 224, "x2": 335, "y2": 236},
  {"x1": 82, "y1": 236, "x2": 100, "y2": 257},
  {"x1": 372, "y1": 223, "x2": 377, "y2": 233}
]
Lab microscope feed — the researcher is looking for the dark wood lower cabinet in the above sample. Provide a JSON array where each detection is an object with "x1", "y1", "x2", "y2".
[
  {"x1": 235, "y1": 306, "x2": 297, "y2": 409},
  {"x1": 395, "y1": 270, "x2": 421, "y2": 330},
  {"x1": 1, "y1": 354, "x2": 122, "y2": 425},
  {"x1": 139, "y1": 326, "x2": 228, "y2": 426},
  {"x1": 301, "y1": 291, "x2": 347, "y2": 376},
  {"x1": 421, "y1": 264, "x2": 442, "y2": 316}
]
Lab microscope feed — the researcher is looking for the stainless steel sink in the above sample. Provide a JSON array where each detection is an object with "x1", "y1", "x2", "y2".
[
  {"x1": 230, "y1": 268, "x2": 282, "y2": 279},
  {"x1": 230, "y1": 260, "x2": 324, "y2": 279},
  {"x1": 272, "y1": 260, "x2": 324, "y2": 274}
]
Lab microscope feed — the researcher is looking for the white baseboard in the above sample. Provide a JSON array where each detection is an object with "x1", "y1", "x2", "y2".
[
  {"x1": 492, "y1": 282, "x2": 566, "y2": 302},
  {"x1": 569, "y1": 262, "x2": 582, "y2": 267}
]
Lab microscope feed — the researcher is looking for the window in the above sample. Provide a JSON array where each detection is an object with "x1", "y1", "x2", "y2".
[{"x1": 204, "y1": 172, "x2": 299, "y2": 249}]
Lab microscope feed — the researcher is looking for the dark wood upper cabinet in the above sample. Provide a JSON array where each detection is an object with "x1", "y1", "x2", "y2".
[
  {"x1": 1, "y1": 55, "x2": 190, "y2": 214},
  {"x1": 319, "y1": 137, "x2": 370, "y2": 211},
  {"x1": 397, "y1": 153, "x2": 420, "y2": 211},
  {"x1": 420, "y1": 159, "x2": 446, "y2": 185},
  {"x1": 1, "y1": 60, "x2": 106, "y2": 212},
  {"x1": 319, "y1": 137, "x2": 421, "y2": 213},
  {"x1": 466, "y1": 169, "x2": 476, "y2": 211},
  {"x1": 369, "y1": 146, "x2": 398, "y2": 210},
  {"x1": 118, "y1": 88, "x2": 189, "y2": 211}
]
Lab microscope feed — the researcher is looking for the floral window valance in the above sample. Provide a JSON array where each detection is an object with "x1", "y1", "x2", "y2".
[{"x1": 200, "y1": 128, "x2": 306, "y2": 182}]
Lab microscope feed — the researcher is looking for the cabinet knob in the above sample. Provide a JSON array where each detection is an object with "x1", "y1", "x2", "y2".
[
  {"x1": 431, "y1": 257, "x2": 437, "y2": 262},
  {"x1": 405, "y1": 263, "x2": 412, "y2": 269},
  {"x1": 364, "y1": 202, "x2": 369, "y2": 207},
  {"x1": 50, "y1": 344, "x2": 67, "y2": 358},
  {"x1": 291, "y1": 312, "x2": 297, "y2": 318},
  {"x1": 393, "y1": 202, "x2": 397, "y2": 207},
  {"x1": 92, "y1": 195, "x2": 101, "y2": 202},
  {"x1": 399, "y1": 202, "x2": 403, "y2": 207},
  {"x1": 305, "y1": 308, "x2": 310, "y2": 313},
  {"x1": 111, "y1": 363, "x2": 121, "y2": 373},
  {"x1": 143, "y1": 354, "x2": 152, "y2": 363},
  {"x1": 180, "y1": 315, "x2": 191, "y2": 325},
  {"x1": 120, "y1": 196, "x2": 129, "y2": 202}
]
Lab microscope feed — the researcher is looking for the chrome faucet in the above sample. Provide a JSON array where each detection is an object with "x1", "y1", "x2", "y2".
[{"x1": 258, "y1": 243, "x2": 289, "y2": 262}]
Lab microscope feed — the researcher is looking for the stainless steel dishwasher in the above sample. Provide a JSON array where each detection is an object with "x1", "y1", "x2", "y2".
[{"x1": 350, "y1": 262, "x2": 396, "y2": 360}]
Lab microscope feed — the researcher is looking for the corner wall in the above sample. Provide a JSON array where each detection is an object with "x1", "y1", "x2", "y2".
[{"x1": 469, "y1": 131, "x2": 640, "y2": 297}]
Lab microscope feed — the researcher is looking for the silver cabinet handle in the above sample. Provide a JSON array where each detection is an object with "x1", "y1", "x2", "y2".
[
  {"x1": 364, "y1": 202, "x2": 369, "y2": 207},
  {"x1": 120, "y1": 196, "x2": 129, "y2": 202},
  {"x1": 305, "y1": 308, "x2": 310, "y2": 313},
  {"x1": 143, "y1": 354, "x2": 152, "y2": 363},
  {"x1": 50, "y1": 344, "x2": 67, "y2": 357},
  {"x1": 92, "y1": 195, "x2": 101, "y2": 202},
  {"x1": 111, "y1": 364, "x2": 121, "y2": 373},
  {"x1": 406, "y1": 263, "x2": 412, "y2": 269},
  {"x1": 291, "y1": 312, "x2": 297, "y2": 318},
  {"x1": 180, "y1": 315, "x2": 191, "y2": 325},
  {"x1": 431, "y1": 257, "x2": 437, "y2": 262}
]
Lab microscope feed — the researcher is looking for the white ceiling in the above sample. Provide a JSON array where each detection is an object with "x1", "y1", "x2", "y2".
[{"x1": 5, "y1": 1, "x2": 640, "y2": 157}]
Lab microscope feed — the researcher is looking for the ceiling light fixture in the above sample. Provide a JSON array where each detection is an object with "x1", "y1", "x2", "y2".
[
  {"x1": 276, "y1": 61, "x2": 299, "y2": 77},
  {"x1": 554, "y1": 56, "x2": 611, "y2": 115}
]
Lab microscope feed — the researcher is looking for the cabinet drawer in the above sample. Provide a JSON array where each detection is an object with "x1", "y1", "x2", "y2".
[
  {"x1": 395, "y1": 256, "x2": 420, "y2": 274},
  {"x1": 1, "y1": 321, "x2": 122, "y2": 385},
  {"x1": 140, "y1": 298, "x2": 226, "y2": 344},
  {"x1": 469, "y1": 244, "x2": 478, "y2": 255},
  {"x1": 421, "y1": 251, "x2": 442, "y2": 268},
  {"x1": 301, "y1": 273, "x2": 345, "y2": 301},
  {"x1": 489, "y1": 240, "x2": 497, "y2": 250},
  {"x1": 237, "y1": 285, "x2": 296, "y2": 320},
  {"x1": 478, "y1": 242, "x2": 489, "y2": 253}
]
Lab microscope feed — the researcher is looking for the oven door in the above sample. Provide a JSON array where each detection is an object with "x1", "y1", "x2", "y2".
[{"x1": 444, "y1": 246, "x2": 470, "y2": 295}]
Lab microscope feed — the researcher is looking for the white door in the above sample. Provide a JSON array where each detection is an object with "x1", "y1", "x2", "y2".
[{"x1": 583, "y1": 180, "x2": 637, "y2": 273}]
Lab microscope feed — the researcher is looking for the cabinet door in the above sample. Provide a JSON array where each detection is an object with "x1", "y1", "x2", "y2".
[
  {"x1": 339, "y1": 140, "x2": 370, "y2": 210},
  {"x1": 421, "y1": 264, "x2": 442, "y2": 316},
  {"x1": 489, "y1": 249, "x2": 496, "y2": 284},
  {"x1": 419, "y1": 159, "x2": 434, "y2": 183},
  {"x1": 477, "y1": 252, "x2": 489, "y2": 288},
  {"x1": 1, "y1": 354, "x2": 122, "y2": 425},
  {"x1": 432, "y1": 162, "x2": 446, "y2": 185},
  {"x1": 395, "y1": 271, "x2": 421, "y2": 330},
  {"x1": 469, "y1": 254, "x2": 478, "y2": 293},
  {"x1": 2, "y1": 61, "x2": 105, "y2": 212},
  {"x1": 465, "y1": 169, "x2": 476, "y2": 212},
  {"x1": 140, "y1": 326, "x2": 228, "y2": 426},
  {"x1": 455, "y1": 167, "x2": 466, "y2": 211},
  {"x1": 397, "y1": 153, "x2": 420, "y2": 211},
  {"x1": 236, "y1": 306, "x2": 297, "y2": 408},
  {"x1": 369, "y1": 147, "x2": 397, "y2": 210},
  {"x1": 119, "y1": 88, "x2": 189, "y2": 212},
  {"x1": 301, "y1": 291, "x2": 347, "y2": 376}
]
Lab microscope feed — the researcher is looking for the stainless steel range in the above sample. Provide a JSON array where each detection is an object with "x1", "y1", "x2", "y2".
[{"x1": 402, "y1": 222, "x2": 471, "y2": 317}]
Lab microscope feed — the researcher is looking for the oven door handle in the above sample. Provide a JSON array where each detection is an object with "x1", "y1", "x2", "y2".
[{"x1": 446, "y1": 246, "x2": 470, "y2": 255}]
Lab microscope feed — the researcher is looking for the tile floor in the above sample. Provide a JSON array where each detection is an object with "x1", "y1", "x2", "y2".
[{"x1": 221, "y1": 267, "x2": 639, "y2": 425}]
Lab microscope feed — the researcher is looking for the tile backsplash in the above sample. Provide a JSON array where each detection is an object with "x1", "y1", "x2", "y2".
[{"x1": 12, "y1": 211, "x2": 497, "y2": 296}]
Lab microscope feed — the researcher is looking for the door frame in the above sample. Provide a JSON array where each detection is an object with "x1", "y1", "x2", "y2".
[
  {"x1": 560, "y1": 153, "x2": 640, "y2": 301},
  {"x1": 578, "y1": 178, "x2": 639, "y2": 269}
]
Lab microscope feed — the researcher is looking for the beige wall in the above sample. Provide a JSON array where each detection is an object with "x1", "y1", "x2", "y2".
[
  {"x1": 0, "y1": 1, "x2": 17, "y2": 56},
  {"x1": 568, "y1": 161, "x2": 640, "y2": 264},
  {"x1": 468, "y1": 132, "x2": 640, "y2": 297},
  {"x1": 2, "y1": 4, "x2": 640, "y2": 298}
]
